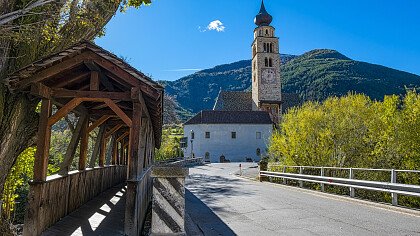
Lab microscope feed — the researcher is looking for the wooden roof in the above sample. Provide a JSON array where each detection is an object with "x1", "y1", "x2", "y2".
[{"x1": 6, "y1": 41, "x2": 163, "y2": 148}]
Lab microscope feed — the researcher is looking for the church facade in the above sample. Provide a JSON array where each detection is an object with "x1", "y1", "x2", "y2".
[{"x1": 183, "y1": 1, "x2": 299, "y2": 162}]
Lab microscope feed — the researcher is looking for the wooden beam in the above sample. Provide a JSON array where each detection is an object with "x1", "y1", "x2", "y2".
[
  {"x1": 87, "y1": 115, "x2": 110, "y2": 133},
  {"x1": 102, "y1": 69, "x2": 160, "y2": 99},
  {"x1": 33, "y1": 99, "x2": 52, "y2": 181},
  {"x1": 89, "y1": 109, "x2": 133, "y2": 118},
  {"x1": 128, "y1": 102, "x2": 142, "y2": 179},
  {"x1": 51, "y1": 89, "x2": 132, "y2": 101},
  {"x1": 84, "y1": 61, "x2": 115, "y2": 91},
  {"x1": 104, "y1": 98, "x2": 132, "y2": 127},
  {"x1": 90, "y1": 71, "x2": 99, "y2": 91},
  {"x1": 116, "y1": 131, "x2": 129, "y2": 143},
  {"x1": 48, "y1": 98, "x2": 82, "y2": 126},
  {"x1": 59, "y1": 114, "x2": 88, "y2": 174},
  {"x1": 131, "y1": 87, "x2": 150, "y2": 119},
  {"x1": 14, "y1": 52, "x2": 95, "y2": 90},
  {"x1": 89, "y1": 125, "x2": 106, "y2": 168},
  {"x1": 91, "y1": 101, "x2": 120, "y2": 110},
  {"x1": 105, "y1": 124, "x2": 123, "y2": 138},
  {"x1": 78, "y1": 115, "x2": 90, "y2": 170},
  {"x1": 125, "y1": 102, "x2": 142, "y2": 234},
  {"x1": 53, "y1": 98, "x2": 89, "y2": 117},
  {"x1": 30, "y1": 83, "x2": 51, "y2": 99},
  {"x1": 99, "y1": 135, "x2": 107, "y2": 167},
  {"x1": 119, "y1": 140, "x2": 124, "y2": 165},
  {"x1": 111, "y1": 136, "x2": 118, "y2": 165},
  {"x1": 54, "y1": 72, "x2": 90, "y2": 88}
]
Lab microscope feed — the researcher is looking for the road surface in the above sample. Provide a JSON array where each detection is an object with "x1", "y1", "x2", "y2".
[{"x1": 185, "y1": 163, "x2": 420, "y2": 236}]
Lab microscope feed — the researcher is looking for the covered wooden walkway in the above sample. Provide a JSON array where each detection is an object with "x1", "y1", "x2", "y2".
[
  {"x1": 42, "y1": 186, "x2": 126, "y2": 236},
  {"x1": 7, "y1": 41, "x2": 163, "y2": 236}
]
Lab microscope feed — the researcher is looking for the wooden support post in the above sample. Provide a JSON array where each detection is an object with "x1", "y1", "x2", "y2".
[
  {"x1": 99, "y1": 136, "x2": 108, "y2": 167},
  {"x1": 24, "y1": 99, "x2": 51, "y2": 236},
  {"x1": 112, "y1": 135, "x2": 118, "y2": 165},
  {"x1": 59, "y1": 114, "x2": 88, "y2": 174},
  {"x1": 125, "y1": 102, "x2": 142, "y2": 235},
  {"x1": 90, "y1": 71, "x2": 100, "y2": 91},
  {"x1": 78, "y1": 115, "x2": 90, "y2": 170},
  {"x1": 33, "y1": 99, "x2": 52, "y2": 181},
  {"x1": 119, "y1": 140, "x2": 124, "y2": 165},
  {"x1": 89, "y1": 125, "x2": 106, "y2": 168}
]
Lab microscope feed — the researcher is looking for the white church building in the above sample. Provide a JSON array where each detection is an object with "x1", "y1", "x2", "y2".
[{"x1": 183, "y1": 1, "x2": 299, "y2": 162}]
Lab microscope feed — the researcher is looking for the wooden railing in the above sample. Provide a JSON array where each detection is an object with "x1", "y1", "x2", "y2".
[
  {"x1": 136, "y1": 166, "x2": 153, "y2": 231},
  {"x1": 24, "y1": 165, "x2": 127, "y2": 235}
]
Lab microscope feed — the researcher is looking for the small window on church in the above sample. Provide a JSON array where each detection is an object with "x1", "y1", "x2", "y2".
[
  {"x1": 256, "y1": 148, "x2": 261, "y2": 156},
  {"x1": 265, "y1": 58, "x2": 268, "y2": 67},
  {"x1": 263, "y1": 43, "x2": 266, "y2": 52},
  {"x1": 205, "y1": 132, "x2": 210, "y2": 139},
  {"x1": 265, "y1": 29, "x2": 268, "y2": 35},
  {"x1": 270, "y1": 43, "x2": 273, "y2": 53},
  {"x1": 231, "y1": 132, "x2": 236, "y2": 139},
  {"x1": 256, "y1": 132, "x2": 262, "y2": 139},
  {"x1": 259, "y1": 30, "x2": 262, "y2": 36},
  {"x1": 269, "y1": 58, "x2": 273, "y2": 67}
]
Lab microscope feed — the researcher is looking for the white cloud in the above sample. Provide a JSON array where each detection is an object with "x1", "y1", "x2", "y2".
[{"x1": 200, "y1": 20, "x2": 226, "y2": 32}]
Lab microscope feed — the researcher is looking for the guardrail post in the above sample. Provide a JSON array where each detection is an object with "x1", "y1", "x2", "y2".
[
  {"x1": 349, "y1": 168, "x2": 355, "y2": 198},
  {"x1": 282, "y1": 166, "x2": 287, "y2": 185},
  {"x1": 320, "y1": 167, "x2": 325, "y2": 192},
  {"x1": 299, "y1": 167, "x2": 303, "y2": 188},
  {"x1": 391, "y1": 169, "x2": 398, "y2": 206}
]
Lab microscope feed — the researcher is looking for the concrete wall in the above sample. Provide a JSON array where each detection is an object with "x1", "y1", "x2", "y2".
[{"x1": 183, "y1": 124, "x2": 272, "y2": 163}]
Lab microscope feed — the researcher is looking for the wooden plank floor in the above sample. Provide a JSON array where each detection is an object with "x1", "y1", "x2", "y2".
[{"x1": 42, "y1": 185, "x2": 126, "y2": 236}]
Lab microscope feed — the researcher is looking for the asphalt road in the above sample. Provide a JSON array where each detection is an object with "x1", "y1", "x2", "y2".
[{"x1": 185, "y1": 163, "x2": 420, "y2": 236}]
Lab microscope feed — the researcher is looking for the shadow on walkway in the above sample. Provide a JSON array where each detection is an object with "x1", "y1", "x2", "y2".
[
  {"x1": 42, "y1": 186, "x2": 126, "y2": 236},
  {"x1": 186, "y1": 189, "x2": 236, "y2": 236}
]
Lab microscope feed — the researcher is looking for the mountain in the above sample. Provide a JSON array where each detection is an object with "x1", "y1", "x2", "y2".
[
  {"x1": 161, "y1": 49, "x2": 420, "y2": 120},
  {"x1": 161, "y1": 54, "x2": 296, "y2": 114}
]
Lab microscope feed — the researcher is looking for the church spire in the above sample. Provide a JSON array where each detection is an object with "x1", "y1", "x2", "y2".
[{"x1": 254, "y1": 0, "x2": 273, "y2": 27}]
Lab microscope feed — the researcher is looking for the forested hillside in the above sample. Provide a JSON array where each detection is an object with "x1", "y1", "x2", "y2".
[{"x1": 162, "y1": 50, "x2": 420, "y2": 118}]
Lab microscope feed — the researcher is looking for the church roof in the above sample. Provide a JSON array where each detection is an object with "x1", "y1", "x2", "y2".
[
  {"x1": 184, "y1": 110, "x2": 273, "y2": 125},
  {"x1": 254, "y1": 0, "x2": 273, "y2": 27},
  {"x1": 213, "y1": 91, "x2": 252, "y2": 111},
  {"x1": 213, "y1": 90, "x2": 301, "y2": 113}
]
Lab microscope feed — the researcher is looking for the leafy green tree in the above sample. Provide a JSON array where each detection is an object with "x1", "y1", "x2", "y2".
[{"x1": 1, "y1": 147, "x2": 35, "y2": 219}]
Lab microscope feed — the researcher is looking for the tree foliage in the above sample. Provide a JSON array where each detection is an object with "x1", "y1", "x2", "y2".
[
  {"x1": 269, "y1": 91, "x2": 420, "y2": 170},
  {"x1": 1, "y1": 147, "x2": 35, "y2": 220},
  {"x1": 155, "y1": 127, "x2": 183, "y2": 161},
  {"x1": 268, "y1": 91, "x2": 420, "y2": 206}
]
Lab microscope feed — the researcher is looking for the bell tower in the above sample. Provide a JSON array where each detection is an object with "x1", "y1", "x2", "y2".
[{"x1": 251, "y1": 0, "x2": 282, "y2": 123}]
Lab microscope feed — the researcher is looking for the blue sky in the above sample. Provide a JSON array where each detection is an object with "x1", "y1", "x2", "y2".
[{"x1": 95, "y1": 0, "x2": 420, "y2": 81}]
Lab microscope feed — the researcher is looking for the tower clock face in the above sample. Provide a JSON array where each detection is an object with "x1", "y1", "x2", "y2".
[{"x1": 261, "y1": 68, "x2": 276, "y2": 84}]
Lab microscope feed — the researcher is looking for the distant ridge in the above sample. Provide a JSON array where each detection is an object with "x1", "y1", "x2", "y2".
[{"x1": 161, "y1": 49, "x2": 420, "y2": 122}]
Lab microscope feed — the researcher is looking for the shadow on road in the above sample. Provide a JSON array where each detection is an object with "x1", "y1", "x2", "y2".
[
  {"x1": 186, "y1": 189, "x2": 236, "y2": 236},
  {"x1": 187, "y1": 173, "x2": 256, "y2": 203}
]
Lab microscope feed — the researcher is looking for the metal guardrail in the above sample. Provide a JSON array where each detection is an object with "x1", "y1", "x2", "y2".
[
  {"x1": 159, "y1": 157, "x2": 204, "y2": 167},
  {"x1": 260, "y1": 165, "x2": 420, "y2": 206}
]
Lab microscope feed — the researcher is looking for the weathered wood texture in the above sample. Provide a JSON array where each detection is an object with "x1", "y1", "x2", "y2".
[
  {"x1": 23, "y1": 166, "x2": 127, "y2": 236},
  {"x1": 125, "y1": 167, "x2": 153, "y2": 236}
]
